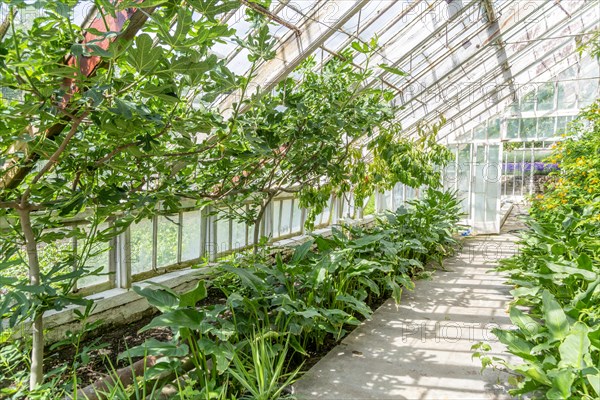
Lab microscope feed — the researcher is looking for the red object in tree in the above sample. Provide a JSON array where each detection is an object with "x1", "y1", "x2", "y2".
[{"x1": 60, "y1": 3, "x2": 134, "y2": 106}]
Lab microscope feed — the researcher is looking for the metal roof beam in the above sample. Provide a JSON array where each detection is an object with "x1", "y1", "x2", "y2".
[{"x1": 393, "y1": 0, "x2": 596, "y2": 137}]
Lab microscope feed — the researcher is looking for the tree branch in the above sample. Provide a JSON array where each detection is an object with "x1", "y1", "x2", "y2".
[
  {"x1": 0, "y1": 7, "x2": 16, "y2": 42},
  {"x1": 20, "y1": 111, "x2": 89, "y2": 207},
  {"x1": 2, "y1": 4, "x2": 158, "y2": 191}
]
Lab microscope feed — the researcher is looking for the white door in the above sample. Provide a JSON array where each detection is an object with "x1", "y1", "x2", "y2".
[{"x1": 470, "y1": 144, "x2": 502, "y2": 234}]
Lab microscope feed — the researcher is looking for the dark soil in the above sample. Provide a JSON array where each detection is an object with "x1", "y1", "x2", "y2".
[{"x1": 43, "y1": 286, "x2": 225, "y2": 387}]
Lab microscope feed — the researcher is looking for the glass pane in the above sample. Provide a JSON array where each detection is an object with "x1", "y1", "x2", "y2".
[
  {"x1": 457, "y1": 144, "x2": 471, "y2": 214},
  {"x1": 473, "y1": 124, "x2": 486, "y2": 140},
  {"x1": 320, "y1": 199, "x2": 331, "y2": 225},
  {"x1": 579, "y1": 78, "x2": 598, "y2": 107},
  {"x1": 521, "y1": 91, "x2": 535, "y2": 111},
  {"x1": 557, "y1": 81, "x2": 577, "y2": 109},
  {"x1": 538, "y1": 117, "x2": 555, "y2": 139},
  {"x1": 536, "y1": 83, "x2": 555, "y2": 111},
  {"x1": 216, "y1": 215, "x2": 230, "y2": 254},
  {"x1": 157, "y1": 215, "x2": 178, "y2": 268},
  {"x1": 393, "y1": 184, "x2": 403, "y2": 208},
  {"x1": 291, "y1": 200, "x2": 302, "y2": 233},
  {"x1": 520, "y1": 118, "x2": 537, "y2": 139},
  {"x1": 280, "y1": 199, "x2": 292, "y2": 236},
  {"x1": 78, "y1": 223, "x2": 111, "y2": 288},
  {"x1": 473, "y1": 193, "x2": 485, "y2": 222},
  {"x1": 272, "y1": 201, "x2": 281, "y2": 238},
  {"x1": 384, "y1": 190, "x2": 393, "y2": 211},
  {"x1": 232, "y1": 219, "x2": 246, "y2": 250},
  {"x1": 181, "y1": 210, "x2": 201, "y2": 262},
  {"x1": 485, "y1": 197, "x2": 497, "y2": 222},
  {"x1": 487, "y1": 119, "x2": 500, "y2": 140},
  {"x1": 247, "y1": 222, "x2": 256, "y2": 245},
  {"x1": 131, "y1": 219, "x2": 153, "y2": 275},
  {"x1": 506, "y1": 119, "x2": 520, "y2": 139},
  {"x1": 556, "y1": 116, "x2": 570, "y2": 135}
]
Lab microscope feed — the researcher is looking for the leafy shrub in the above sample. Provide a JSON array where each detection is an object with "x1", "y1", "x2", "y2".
[
  {"x1": 122, "y1": 189, "x2": 462, "y2": 399},
  {"x1": 475, "y1": 100, "x2": 600, "y2": 399}
]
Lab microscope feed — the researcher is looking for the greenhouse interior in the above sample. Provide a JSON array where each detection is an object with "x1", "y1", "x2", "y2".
[{"x1": 0, "y1": 0, "x2": 599, "y2": 399}]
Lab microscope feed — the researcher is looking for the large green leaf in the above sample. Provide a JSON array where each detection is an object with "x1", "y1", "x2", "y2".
[
  {"x1": 179, "y1": 280, "x2": 207, "y2": 308},
  {"x1": 493, "y1": 329, "x2": 535, "y2": 360},
  {"x1": 350, "y1": 233, "x2": 386, "y2": 249},
  {"x1": 586, "y1": 368, "x2": 600, "y2": 397},
  {"x1": 196, "y1": 338, "x2": 234, "y2": 373},
  {"x1": 291, "y1": 239, "x2": 314, "y2": 264},
  {"x1": 546, "y1": 369, "x2": 575, "y2": 399},
  {"x1": 542, "y1": 290, "x2": 569, "y2": 342},
  {"x1": 127, "y1": 34, "x2": 164, "y2": 73},
  {"x1": 133, "y1": 285, "x2": 179, "y2": 312},
  {"x1": 188, "y1": 0, "x2": 239, "y2": 20},
  {"x1": 509, "y1": 307, "x2": 541, "y2": 339},
  {"x1": 512, "y1": 363, "x2": 552, "y2": 386},
  {"x1": 221, "y1": 265, "x2": 266, "y2": 293},
  {"x1": 335, "y1": 294, "x2": 372, "y2": 319},
  {"x1": 546, "y1": 262, "x2": 597, "y2": 281},
  {"x1": 140, "y1": 309, "x2": 205, "y2": 332},
  {"x1": 558, "y1": 322, "x2": 590, "y2": 368}
]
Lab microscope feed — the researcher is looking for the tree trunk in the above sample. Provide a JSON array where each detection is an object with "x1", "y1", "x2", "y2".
[
  {"x1": 18, "y1": 208, "x2": 44, "y2": 390},
  {"x1": 253, "y1": 195, "x2": 273, "y2": 254}
]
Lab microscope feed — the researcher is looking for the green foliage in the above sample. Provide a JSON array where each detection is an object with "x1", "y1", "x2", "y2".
[
  {"x1": 120, "y1": 189, "x2": 461, "y2": 398},
  {"x1": 228, "y1": 331, "x2": 299, "y2": 400},
  {"x1": 1, "y1": 0, "x2": 452, "y2": 393},
  {"x1": 1, "y1": 301, "x2": 105, "y2": 399},
  {"x1": 474, "y1": 101, "x2": 600, "y2": 399}
]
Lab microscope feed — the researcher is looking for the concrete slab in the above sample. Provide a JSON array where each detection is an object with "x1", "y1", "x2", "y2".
[{"x1": 293, "y1": 212, "x2": 525, "y2": 400}]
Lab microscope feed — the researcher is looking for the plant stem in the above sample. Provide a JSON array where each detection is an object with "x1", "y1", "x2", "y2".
[{"x1": 17, "y1": 207, "x2": 44, "y2": 390}]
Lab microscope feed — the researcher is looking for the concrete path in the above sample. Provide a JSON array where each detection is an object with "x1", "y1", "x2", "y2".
[{"x1": 293, "y1": 211, "x2": 525, "y2": 400}]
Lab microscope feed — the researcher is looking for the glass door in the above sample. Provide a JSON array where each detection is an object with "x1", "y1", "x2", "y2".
[{"x1": 470, "y1": 144, "x2": 502, "y2": 234}]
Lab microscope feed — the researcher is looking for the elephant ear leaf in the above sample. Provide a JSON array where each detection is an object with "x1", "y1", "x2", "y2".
[{"x1": 542, "y1": 290, "x2": 569, "y2": 342}]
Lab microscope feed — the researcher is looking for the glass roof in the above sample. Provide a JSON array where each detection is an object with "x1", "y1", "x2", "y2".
[
  {"x1": 5, "y1": 0, "x2": 598, "y2": 144},
  {"x1": 210, "y1": 0, "x2": 598, "y2": 146}
]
